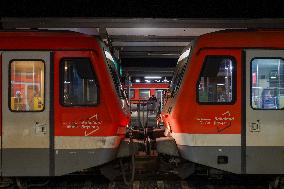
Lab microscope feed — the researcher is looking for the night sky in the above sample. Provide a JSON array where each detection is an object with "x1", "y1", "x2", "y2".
[{"x1": 0, "y1": 0, "x2": 283, "y2": 18}]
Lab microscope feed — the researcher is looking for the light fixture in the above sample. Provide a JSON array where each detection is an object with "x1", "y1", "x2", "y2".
[
  {"x1": 145, "y1": 76, "x2": 162, "y2": 79},
  {"x1": 135, "y1": 79, "x2": 141, "y2": 83},
  {"x1": 145, "y1": 80, "x2": 151, "y2": 83},
  {"x1": 163, "y1": 77, "x2": 169, "y2": 82}
]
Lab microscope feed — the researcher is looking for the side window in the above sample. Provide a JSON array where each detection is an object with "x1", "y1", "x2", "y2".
[
  {"x1": 130, "y1": 89, "x2": 135, "y2": 99},
  {"x1": 251, "y1": 58, "x2": 284, "y2": 109},
  {"x1": 104, "y1": 50, "x2": 124, "y2": 98},
  {"x1": 10, "y1": 60, "x2": 45, "y2": 111},
  {"x1": 139, "y1": 89, "x2": 150, "y2": 99},
  {"x1": 170, "y1": 46, "x2": 192, "y2": 97},
  {"x1": 198, "y1": 56, "x2": 236, "y2": 104},
  {"x1": 61, "y1": 58, "x2": 98, "y2": 106}
]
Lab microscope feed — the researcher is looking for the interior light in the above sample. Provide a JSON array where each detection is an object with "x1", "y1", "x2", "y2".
[
  {"x1": 144, "y1": 76, "x2": 162, "y2": 79},
  {"x1": 135, "y1": 79, "x2": 141, "y2": 83},
  {"x1": 145, "y1": 80, "x2": 151, "y2": 83},
  {"x1": 217, "y1": 83, "x2": 225, "y2": 86},
  {"x1": 163, "y1": 77, "x2": 169, "y2": 82}
]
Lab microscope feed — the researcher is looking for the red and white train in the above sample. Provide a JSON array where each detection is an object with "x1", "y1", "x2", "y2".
[
  {"x1": 129, "y1": 83, "x2": 169, "y2": 106},
  {"x1": 0, "y1": 30, "x2": 130, "y2": 176},
  {"x1": 161, "y1": 29, "x2": 284, "y2": 175}
]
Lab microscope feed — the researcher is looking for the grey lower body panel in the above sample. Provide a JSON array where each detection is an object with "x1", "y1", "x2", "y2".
[
  {"x1": 2, "y1": 148, "x2": 50, "y2": 176},
  {"x1": 2, "y1": 148, "x2": 118, "y2": 176},
  {"x1": 246, "y1": 146, "x2": 284, "y2": 174},
  {"x1": 177, "y1": 145, "x2": 242, "y2": 174},
  {"x1": 54, "y1": 148, "x2": 117, "y2": 176},
  {"x1": 178, "y1": 145, "x2": 284, "y2": 174}
]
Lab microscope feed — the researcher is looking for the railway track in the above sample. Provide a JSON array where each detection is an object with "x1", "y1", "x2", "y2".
[{"x1": 20, "y1": 175, "x2": 269, "y2": 189}]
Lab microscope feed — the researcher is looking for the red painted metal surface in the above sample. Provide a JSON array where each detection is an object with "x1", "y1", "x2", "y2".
[
  {"x1": 131, "y1": 83, "x2": 169, "y2": 101},
  {"x1": 0, "y1": 31, "x2": 130, "y2": 137},
  {"x1": 162, "y1": 30, "x2": 284, "y2": 135}
]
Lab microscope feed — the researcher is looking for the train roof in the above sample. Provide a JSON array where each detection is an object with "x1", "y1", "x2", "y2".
[
  {"x1": 0, "y1": 30, "x2": 101, "y2": 50},
  {"x1": 197, "y1": 29, "x2": 284, "y2": 49}
]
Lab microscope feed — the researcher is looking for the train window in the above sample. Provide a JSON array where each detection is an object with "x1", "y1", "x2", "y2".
[
  {"x1": 170, "y1": 46, "x2": 192, "y2": 97},
  {"x1": 198, "y1": 56, "x2": 235, "y2": 104},
  {"x1": 130, "y1": 89, "x2": 135, "y2": 99},
  {"x1": 139, "y1": 89, "x2": 150, "y2": 99},
  {"x1": 61, "y1": 58, "x2": 98, "y2": 106},
  {"x1": 251, "y1": 58, "x2": 284, "y2": 110},
  {"x1": 104, "y1": 49, "x2": 124, "y2": 98},
  {"x1": 10, "y1": 60, "x2": 45, "y2": 111}
]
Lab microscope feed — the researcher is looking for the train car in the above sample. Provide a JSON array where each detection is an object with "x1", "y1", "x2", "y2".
[
  {"x1": 0, "y1": 30, "x2": 130, "y2": 177},
  {"x1": 129, "y1": 83, "x2": 169, "y2": 111},
  {"x1": 161, "y1": 29, "x2": 284, "y2": 175},
  {"x1": 130, "y1": 83, "x2": 169, "y2": 100}
]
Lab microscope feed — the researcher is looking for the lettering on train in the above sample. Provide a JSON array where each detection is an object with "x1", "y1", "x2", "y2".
[
  {"x1": 196, "y1": 111, "x2": 235, "y2": 132},
  {"x1": 63, "y1": 113, "x2": 102, "y2": 135}
]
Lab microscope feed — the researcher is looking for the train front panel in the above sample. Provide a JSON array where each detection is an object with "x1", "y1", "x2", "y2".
[{"x1": 0, "y1": 32, "x2": 130, "y2": 176}]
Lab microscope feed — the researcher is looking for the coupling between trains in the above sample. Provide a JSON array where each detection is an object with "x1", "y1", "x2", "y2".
[{"x1": 0, "y1": 29, "x2": 284, "y2": 183}]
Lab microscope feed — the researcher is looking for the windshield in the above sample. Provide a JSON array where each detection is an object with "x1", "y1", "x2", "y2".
[{"x1": 169, "y1": 41, "x2": 194, "y2": 97}]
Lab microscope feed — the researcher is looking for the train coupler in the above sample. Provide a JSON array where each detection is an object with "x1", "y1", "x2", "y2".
[
  {"x1": 117, "y1": 138, "x2": 141, "y2": 158},
  {"x1": 156, "y1": 137, "x2": 179, "y2": 157}
]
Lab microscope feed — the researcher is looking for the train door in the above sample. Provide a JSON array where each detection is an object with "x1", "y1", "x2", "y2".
[
  {"x1": 2, "y1": 51, "x2": 50, "y2": 176},
  {"x1": 245, "y1": 50, "x2": 284, "y2": 174},
  {"x1": 53, "y1": 51, "x2": 107, "y2": 176},
  {"x1": 194, "y1": 50, "x2": 242, "y2": 174}
]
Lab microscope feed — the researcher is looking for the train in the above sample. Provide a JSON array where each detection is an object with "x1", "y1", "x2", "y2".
[
  {"x1": 0, "y1": 30, "x2": 130, "y2": 177},
  {"x1": 160, "y1": 29, "x2": 284, "y2": 176},
  {"x1": 3, "y1": 28, "x2": 284, "y2": 186},
  {"x1": 129, "y1": 83, "x2": 169, "y2": 112}
]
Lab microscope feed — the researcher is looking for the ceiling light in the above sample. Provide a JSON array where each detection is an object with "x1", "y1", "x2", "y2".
[{"x1": 144, "y1": 76, "x2": 162, "y2": 79}]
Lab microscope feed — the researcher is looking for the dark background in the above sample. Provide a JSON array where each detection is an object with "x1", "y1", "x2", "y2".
[{"x1": 1, "y1": 0, "x2": 283, "y2": 18}]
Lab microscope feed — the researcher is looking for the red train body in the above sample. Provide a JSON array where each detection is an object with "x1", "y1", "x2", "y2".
[
  {"x1": 161, "y1": 29, "x2": 284, "y2": 174},
  {"x1": 129, "y1": 83, "x2": 169, "y2": 113},
  {"x1": 0, "y1": 31, "x2": 130, "y2": 176},
  {"x1": 130, "y1": 83, "x2": 169, "y2": 100}
]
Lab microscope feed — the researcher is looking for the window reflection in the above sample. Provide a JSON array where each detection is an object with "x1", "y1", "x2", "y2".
[
  {"x1": 251, "y1": 59, "x2": 284, "y2": 109},
  {"x1": 62, "y1": 58, "x2": 98, "y2": 106},
  {"x1": 139, "y1": 89, "x2": 150, "y2": 99},
  {"x1": 198, "y1": 57, "x2": 235, "y2": 103},
  {"x1": 130, "y1": 89, "x2": 135, "y2": 99},
  {"x1": 10, "y1": 60, "x2": 45, "y2": 111}
]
